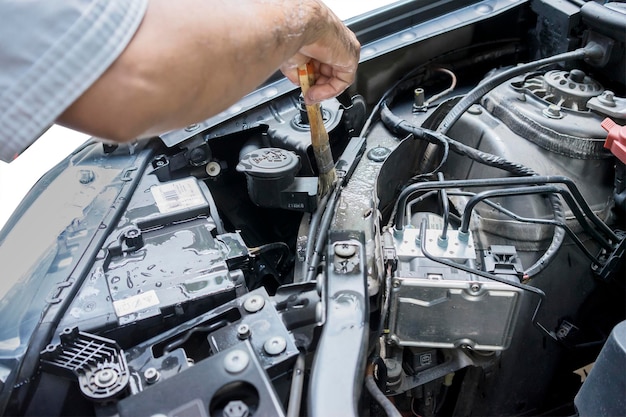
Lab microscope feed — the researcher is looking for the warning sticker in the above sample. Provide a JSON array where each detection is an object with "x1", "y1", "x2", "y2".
[
  {"x1": 151, "y1": 178, "x2": 206, "y2": 214},
  {"x1": 113, "y1": 290, "x2": 160, "y2": 317}
]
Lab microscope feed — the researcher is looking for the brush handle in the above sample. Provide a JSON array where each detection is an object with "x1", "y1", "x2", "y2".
[{"x1": 297, "y1": 63, "x2": 336, "y2": 191}]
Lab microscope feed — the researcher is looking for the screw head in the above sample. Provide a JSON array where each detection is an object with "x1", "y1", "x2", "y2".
[
  {"x1": 334, "y1": 243, "x2": 357, "y2": 258},
  {"x1": 237, "y1": 324, "x2": 251, "y2": 339},
  {"x1": 598, "y1": 90, "x2": 616, "y2": 107},
  {"x1": 144, "y1": 367, "x2": 160, "y2": 384},
  {"x1": 543, "y1": 104, "x2": 563, "y2": 119},
  {"x1": 243, "y1": 295, "x2": 265, "y2": 313},
  {"x1": 94, "y1": 368, "x2": 117, "y2": 388},
  {"x1": 224, "y1": 349, "x2": 249, "y2": 374},
  {"x1": 263, "y1": 336, "x2": 287, "y2": 356},
  {"x1": 470, "y1": 283, "x2": 480, "y2": 293}
]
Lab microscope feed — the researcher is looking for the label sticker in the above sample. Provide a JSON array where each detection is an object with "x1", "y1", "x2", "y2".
[
  {"x1": 151, "y1": 178, "x2": 206, "y2": 214},
  {"x1": 113, "y1": 290, "x2": 160, "y2": 317}
]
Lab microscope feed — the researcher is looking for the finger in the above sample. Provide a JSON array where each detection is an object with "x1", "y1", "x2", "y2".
[{"x1": 280, "y1": 56, "x2": 307, "y2": 84}]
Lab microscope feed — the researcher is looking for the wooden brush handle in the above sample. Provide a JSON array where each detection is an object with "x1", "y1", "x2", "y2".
[{"x1": 297, "y1": 62, "x2": 336, "y2": 194}]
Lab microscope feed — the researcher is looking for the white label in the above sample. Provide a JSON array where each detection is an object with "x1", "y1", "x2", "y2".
[
  {"x1": 151, "y1": 178, "x2": 206, "y2": 214},
  {"x1": 113, "y1": 290, "x2": 160, "y2": 317}
]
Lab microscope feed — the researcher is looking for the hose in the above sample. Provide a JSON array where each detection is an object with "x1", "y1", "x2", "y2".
[
  {"x1": 436, "y1": 44, "x2": 603, "y2": 135},
  {"x1": 380, "y1": 103, "x2": 566, "y2": 277},
  {"x1": 437, "y1": 172, "x2": 450, "y2": 241},
  {"x1": 449, "y1": 190, "x2": 603, "y2": 265},
  {"x1": 305, "y1": 183, "x2": 341, "y2": 282},
  {"x1": 366, "y1": 363, "x2": 402, "y2": 417},
  {"x1": 417, "y1": 219, "x2": 556, "y2": 340},
  {"x1": 286, "y1": 353, "x2": 306, "y2": 417},
  {"x1": 581, "y1": 1, "x2": 626, "y2": 40}
]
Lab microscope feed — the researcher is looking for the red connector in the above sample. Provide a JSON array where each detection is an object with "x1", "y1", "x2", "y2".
[{"x1": 602, "y1": 118, "x2": 626, "y2": 164}]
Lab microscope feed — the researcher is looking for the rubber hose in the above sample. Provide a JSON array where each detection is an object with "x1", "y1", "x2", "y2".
[
  {"x1": 581, "y1": 2, "x2": 626, "y2": 40},
  {"x1": 365, "y1": 366, "x2": 402, "y2": 417},
  {"x1": 380, "y1": 103, "x2": 566, "y2": 278},
  {"x1": 436, "y1": 47, "x2": 590, "y2": 135}
]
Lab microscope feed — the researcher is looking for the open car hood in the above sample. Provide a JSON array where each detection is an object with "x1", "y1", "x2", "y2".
[{"x1": 1, "y1": 1, "x2": 625, "y2": 416}]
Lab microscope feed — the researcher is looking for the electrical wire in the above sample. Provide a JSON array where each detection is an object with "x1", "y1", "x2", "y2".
[
  {"x1": 436, "y1": 43, "x2": 604, "y2": 134},
  {"x1": 392, "y1": 176, "x2": 618, "y2": 278},
  {"x1": 447, "y1": 191, "x2": 603, "y2": 266},
  {"x1": 366, "y1": 363, "x2": 403, "y2": 417},
  {"x1": 423, "y1": 68, "x2": 457, "y2": 108},
  {"x1": 359, "y1": 40, "x2": 525, "y2": 138},
  {"x1": 437, "y1": 172, "x2": 450, "y2": 241},
  {"x1": 305, "y1": 182, "x2": 342, "y2": 282},
  {"x1": 417, "y1": 219, "x2": 557, "y2": 340},
  {"x1": 303, "y1": 190, "x2": 333, "y2": 279},
  {"x1": 381, "y1": 102, "x2": 567, "y2": 277},
  {"x1": 249, "y1": 241, "x2": 292, "y2": 281},
  {"x1": 459, "y1": 186, "x2": 614, "y2": 250}
]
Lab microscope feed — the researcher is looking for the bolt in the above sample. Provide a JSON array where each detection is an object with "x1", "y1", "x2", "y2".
[
  {"x1": 144, "y1": 367, "x2": 160, "y2": 384},
  {"x1": 94, "y1": 369, "x2": 117, "y2": 387},
  {"x1": 392, "y1": 279, "x2": 401, "y2": 288},
  {"x1": 224, "y1": 349, "x2": 249, "y2": 374},
  {"x1": 543, "y1": 104, "x2": 563, "y2": 119},
  {"x1": 237, "y1": 324, "x2": 251, "y2": 340},
  {"x1": 367, "y1": 146, "x2": 391, "y2": 162},
  {"x1": 223, "y1": 400, "x2": 250, "y2": 417},
  {"x1": 598, "y1": 90, "x2": 616, "y2": 107},
  {"x1": 243, "y1": 295, "x2": 265, "y2": 313},
  {"x1": 206, "y1": 161, "x2": 221, "y2": 177},
  {"x1": 334, "y1": 243, "x2": 356, "y2": 258},
  {"x1": 264, "y1": 336, "x2": 287, "y2": 356},
  {"x1": 413, "y1": 88, "x2": 427, "y2": 112},
  {"x1": 184, "y1": 123, "x2": 200, "y2": 132},
  {"x1": 470, "y1": 283, "x2": 480, "y2": 293}
]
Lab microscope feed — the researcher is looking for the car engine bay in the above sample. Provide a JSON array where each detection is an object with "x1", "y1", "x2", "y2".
[{"x1": 0, "y1": 1, "x2": 625, "y2": 416}]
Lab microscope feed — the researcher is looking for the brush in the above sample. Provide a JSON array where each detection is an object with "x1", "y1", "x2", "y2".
[{"x1": 298, "y1": 62, "x2": 337, "y2": 197}]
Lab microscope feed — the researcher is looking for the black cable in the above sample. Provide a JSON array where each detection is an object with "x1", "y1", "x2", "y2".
[
  {"x1": 581, "y1": 1, "x2": 626, "y2": 40},
  {"x1": 359, "y1": 40, "x2": 524, "y2": 138},
  {"x1": 366, "y1": 364, "x2": 402, "y2": 417},
  {"x1": 304, "y1": 191, "x2": 332, "y2": 278},
  {"x1": 436, "y1": 45, "x2": 602, "y2": 135},
  {"x1": 417, "y1": 219, "x2": 556, "y2": 340},
  {"x1": 458, "y1": 184, "x2": 615, "y2": 250},
  {"x1": 380, "y1": 103, "x2": 449, "y2": 179},
  {"x1": 448, "y1": 191, "x2": 603, "y2": 266},
  {"x1": 437, "y1": 172, "x2": 450, "y2": 241},
  {"x1": 393, "y1": 176, "x2": 618, "y2": 277},
  {"x1": 305, "y1": 183, "x2": 341, "y2": 282},
  {"x1": 397, "y1": 176, "x2": 615, "y2": 243}
]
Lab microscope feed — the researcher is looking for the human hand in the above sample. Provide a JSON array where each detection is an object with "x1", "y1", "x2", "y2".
[{"x1": 280, "y1": 1, "x2": 360, "y2": 104}]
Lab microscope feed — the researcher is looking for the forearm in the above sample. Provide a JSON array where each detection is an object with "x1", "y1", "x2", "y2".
[{"x1": 58, "y1": 0, "x2": 358, "y2": 141}]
